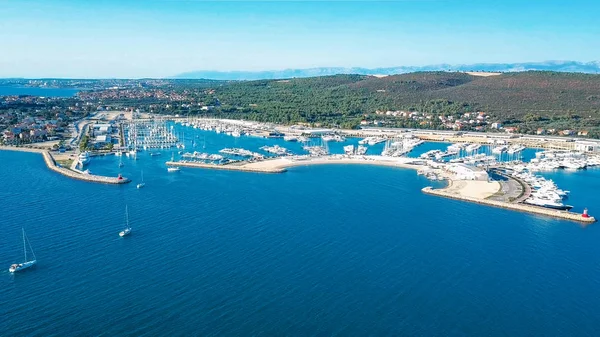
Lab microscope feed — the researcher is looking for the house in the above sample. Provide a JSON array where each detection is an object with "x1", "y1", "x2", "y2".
[
  {"x1": 561, "y1": 130, "x2": 574, "y2": 136},
  {"x1": 29, "y1": 129, "x2": 47, "y2": 139},
  {"x1": 578, "y1": 130, "x2": 589, "y2": 136},
  {"x1": 504, "y1": 127, "x2": 518, "y2": 133},
  {"x1": 536, "y1": 128, "x2": 546, "y2": 135},
  {"x1": 360, "y1": 120, "x2": 369, "y2": 125}
]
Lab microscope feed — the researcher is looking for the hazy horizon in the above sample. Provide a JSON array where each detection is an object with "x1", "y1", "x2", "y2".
[{"x1": 2, "y1": 0, "x2": 599, "y2": 78}]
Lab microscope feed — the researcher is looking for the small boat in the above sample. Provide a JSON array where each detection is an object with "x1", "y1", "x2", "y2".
[
  {"x1": 9, "y1": 228, "x2": 37, "y2": 273},
  {"x1": 119, "y1": 206, "x2": 132, "y2": 237},
  {"x1": 150, "y1": 152, "x2": 161, "y2": 157},
  {"x1": 136, "y1": 170, "x2": 145, "y2": 189},
  {"x1": 168, "y1": 153, "x2": 180, "y2": 172}
]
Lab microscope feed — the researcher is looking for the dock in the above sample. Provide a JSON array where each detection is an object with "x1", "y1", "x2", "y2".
[{"x1": 422, "y1": 186, "x2": 596, "y2": 224}]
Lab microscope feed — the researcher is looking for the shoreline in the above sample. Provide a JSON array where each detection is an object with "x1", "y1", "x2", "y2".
[{"x1": 0, "y1": 146, "x2": 131, "y2": 185}]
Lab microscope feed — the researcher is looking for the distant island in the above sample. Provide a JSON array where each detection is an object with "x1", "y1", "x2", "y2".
[
  {"x1": 172, "y1": 60, "x2": 600, "y2": 80},
  {"x1": 2, "y1": 70, "x2": 600, "y2": 144}
]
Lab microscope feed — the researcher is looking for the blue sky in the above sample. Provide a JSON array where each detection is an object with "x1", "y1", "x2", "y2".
[{"x1": 1, "y1": 0, "x2": 598, "y2": 78}]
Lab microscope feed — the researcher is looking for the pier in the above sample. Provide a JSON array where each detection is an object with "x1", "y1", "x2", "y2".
[
  {"x1": 0, "y1": 146, "x2": 130, "y2": 184},
  {"x1": 43, "y1": 151, "x2": 131, "y2": 184},
  {"x1": 422, "y1": 186, "x2": 596, "y2": 224}
]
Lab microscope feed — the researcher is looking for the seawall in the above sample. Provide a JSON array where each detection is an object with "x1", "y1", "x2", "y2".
[
  {"x1": 1, "y1": 146, "x2": 131, "y2": 184},
  {"x1": 422, "y1": 186, "x2": 596, "y2": 224}
]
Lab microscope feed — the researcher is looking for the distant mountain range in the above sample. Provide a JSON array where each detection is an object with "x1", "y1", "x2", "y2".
[{"x1": 173, "y1": 61, "x2": 600, "y2": 80}]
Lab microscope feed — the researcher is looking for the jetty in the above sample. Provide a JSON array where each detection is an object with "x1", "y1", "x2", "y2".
[
  {"x1": 422, "y1": 186, "x2": 595, "y2": 224},
  {"x1": 0, "y1": 146, "x2": 130, "y2": 184}
]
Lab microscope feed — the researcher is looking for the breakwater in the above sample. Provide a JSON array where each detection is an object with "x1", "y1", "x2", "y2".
[
  {"x1": 42, "y1": 151, "x2": 131, "y2": 184},
  {"x1": 0, "y1": 146, "x2": 130, "y2": 184},
  {"x1": 422, "y1": 186, "x2": 596, "y2": 224}
]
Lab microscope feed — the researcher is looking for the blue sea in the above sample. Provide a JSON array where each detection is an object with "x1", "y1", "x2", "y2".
[
  {"x1": 1, "y1": 134, "x2": 600, "y2": 335},
  {"x1": 0, "y1": 85, "x2": 79, "y2": 97}
]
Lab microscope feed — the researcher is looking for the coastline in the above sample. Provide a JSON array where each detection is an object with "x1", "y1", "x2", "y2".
[
  {"x1": 0, "y1": 145, "x2": 130, "y2": 184},
  {"x1": 167, "y1": 154, "x2": 595, "y2": 224}
]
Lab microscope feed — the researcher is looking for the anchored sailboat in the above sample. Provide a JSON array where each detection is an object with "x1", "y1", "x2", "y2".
[
  {"x1": 9, "y1": 228, "x2": 37, "y2": 273},
  {"x1": 119, "y1": 206, "x2": 132, "y2": 237}
]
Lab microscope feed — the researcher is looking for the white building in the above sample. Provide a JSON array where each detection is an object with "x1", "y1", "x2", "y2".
[
  {"x1": 445, "y1": 163, "x2": 489, "y2": 181},
  {"x1": 95, "y1": 135, "x2": 112, "y2": 146}
]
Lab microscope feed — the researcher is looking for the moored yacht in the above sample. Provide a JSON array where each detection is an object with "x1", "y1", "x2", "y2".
[{"x1": 78, "y1": 151, "x2": 91, "y2": 165}]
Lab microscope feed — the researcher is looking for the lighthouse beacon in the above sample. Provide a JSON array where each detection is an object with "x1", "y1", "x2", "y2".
[{"x1": 582, "y1": 208, "x2": 590, "y2": 218}]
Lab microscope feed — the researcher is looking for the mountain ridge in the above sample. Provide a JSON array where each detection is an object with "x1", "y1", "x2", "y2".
[{"x1": 173, "y1": 61, "x2": 600, "y2": 80}]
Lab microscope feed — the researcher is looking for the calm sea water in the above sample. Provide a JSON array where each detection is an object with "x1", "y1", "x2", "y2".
[
  {"x1": 1, "y1": 137, "x2": 600, "y2": 335},
  {"x1": 0, "y1": 86, "x2": 79, "y2": 97}
]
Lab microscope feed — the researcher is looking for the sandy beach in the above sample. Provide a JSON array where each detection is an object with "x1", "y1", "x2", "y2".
[{"x1": 437, "y1": 179, "x2": 501, "y2": 199}]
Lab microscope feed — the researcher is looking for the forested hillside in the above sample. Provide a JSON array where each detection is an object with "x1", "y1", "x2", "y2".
[{"x1": 207, "y1": 71, "x2": 600, "y2": 135}]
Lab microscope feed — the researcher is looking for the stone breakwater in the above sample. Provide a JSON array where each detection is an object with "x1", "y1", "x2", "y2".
[
  {"x1": 422, "y1": 186, "x2": 596, "y2": 224},
  {"x1": 0, "y1": 146, "x2": 130, "y2": 184},
  {"x1": 42, "y1": 152, "x2": 131, "y2": 184}
]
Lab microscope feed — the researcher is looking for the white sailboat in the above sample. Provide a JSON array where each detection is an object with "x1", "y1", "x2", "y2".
[
  {"x1": 136, "y1": 170, "x2": 145, "y2": 189},
  {"x1": 9, "y1": 228, "x2": 37, "y2": 273},
  {"x1": 167, "y1": 153, "x2": 180, "y2": 172},
  {"x1": 119, "y1": 206, "x2": 132, "y2": 237}
]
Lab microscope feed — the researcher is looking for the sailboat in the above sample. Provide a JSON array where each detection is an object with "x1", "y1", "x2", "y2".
[
  {"x1": 9, "y1": 228, "x2": 37, "y2": 273},
  {"x1": 136, "y1": 170, "x2": 146, "y2": 189},
  {"x1": 167, "y1": 153, "x2": 180, "y2": 172},
  {"x1": 119, "y1": 206, "x2": 132, "y2": 237}
]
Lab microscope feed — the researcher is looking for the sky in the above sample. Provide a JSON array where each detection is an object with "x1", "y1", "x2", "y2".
[{"x1": 1, "y1": 0, "x2": 599, "y2": 78}]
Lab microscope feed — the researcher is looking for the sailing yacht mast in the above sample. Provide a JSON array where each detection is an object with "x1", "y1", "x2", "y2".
[
  {"x1": 23, "y1": 228, "x2": 27, "y2": 262},
  {"x1": 126, "y1": 205, "x2": 130, "y2": 229}
]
